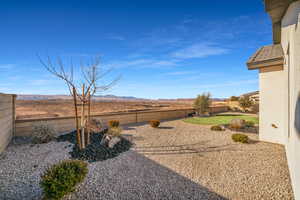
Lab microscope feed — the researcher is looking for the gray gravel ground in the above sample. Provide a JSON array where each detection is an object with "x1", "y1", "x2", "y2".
[
  {"x1": 0, "y1": 119, "x2": 294, "y2": 200},
  {"x1": 0, "y1": 141, "x2": 72, "y2": 200}
]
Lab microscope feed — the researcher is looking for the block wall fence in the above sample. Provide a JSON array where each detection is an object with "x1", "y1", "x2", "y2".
[
  {"x1": 0, "y1": 93, "x2": 228, "y2": 151},
  {"x1": 0, "y1": 93, "x2": 16, "y2": 153},
  {"x1": 15, "y1": 106, "x2": 228, "y2": 137}
]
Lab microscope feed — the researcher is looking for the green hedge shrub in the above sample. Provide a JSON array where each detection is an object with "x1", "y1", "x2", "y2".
[
  {"x1": 245, "y1": 121, "x2": 255, "y2": 128},
  {"x1": 40, "y1": 160, "x2": 88, "y2": 200},
  {"x1": 210, "y1": 125, "x2": 224, "y2": 131},
  {"x1": 232, "y1": 134, "x2": 249, "y2": 143},
  {"x1": 108, "y1": 120, "x2": 120, "y2": 128},
  {"x1": 149, "y1": 120, "x2": 160, "y2": 128}
]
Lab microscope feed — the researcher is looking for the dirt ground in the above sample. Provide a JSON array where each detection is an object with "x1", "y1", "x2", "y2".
[{"x1": 16, "y1": 100, "x2": 195, "y2": 119}]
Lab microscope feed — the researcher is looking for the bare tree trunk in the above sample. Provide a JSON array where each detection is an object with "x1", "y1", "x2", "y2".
[
  {"x1": 87, "y1": 91, "x2": 91, "y2": 145},
  {"x1": 72, "y1": 87, "x2": 82, "y2": 149},
  {"x1": 81, "y1": 84, "x2": 86, "y2": 149}
]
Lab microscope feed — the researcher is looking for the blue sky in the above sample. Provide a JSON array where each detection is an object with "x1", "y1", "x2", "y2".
[{"x1": 0, "y1": 0, "x2": 272, "y2": 99}]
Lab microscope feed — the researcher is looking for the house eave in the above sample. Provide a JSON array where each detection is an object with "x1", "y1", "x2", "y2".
[
  {"x1": 264, "y1": 0, "x2": 294, "y2": 22},
  {"x1": 264, "y1": 0, "x2": 296, "y2": 44},
  {"x1": 247, "y1": 44, "x2": 284, "y2": 70},
  {"x1": 247, "y1": 57, "x2": 284, "y2": 70}
]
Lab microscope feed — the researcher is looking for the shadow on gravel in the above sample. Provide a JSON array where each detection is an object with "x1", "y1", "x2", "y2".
[
  {"x1": 134, "y1": 141, "x2": 236, "y2": 156},
  {"x1": 71, "y1": 150, "x2": 228, "y2": 200},
  {"x1": 247, "y1": 139, "x2": 259, "y2": 144},
  {"x1": 158, "y1": 126, "x2": 174, "y2": 129}
]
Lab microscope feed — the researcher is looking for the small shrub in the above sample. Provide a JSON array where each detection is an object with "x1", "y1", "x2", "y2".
[
  {"x1": 32, "y1": 123, "x2": 55, "y2": 144},
  {"x1": 229, "y1": 96, "x2": 239, "y2": 101},
  {"x1": 210, "y1": 125, "x2": 224, "y2": 131},
  {"x1": 40, "y1": 160, "x2": 88, "y2": 200},
  {"x1": 107, "y1": 127, "x2": 122, "y2": 137},
  {"x1": 245, "y1": 121, "x2": 255, "y2": 128},
  {"x1": 250, "y1": 103, "x2": 259, "y2": 114},
  {"x1": 149, "y1": 120, "x2": 160, "y2": 128},
  {"x1": 232, "y1": 134, "x2": 248, "y2": 143},
  {"x1": 232, "y1": 107, "x2": 241, "y2": 112},
  {"x1": 239, "y1": 96, "x2": 253, "y2": 112},
  {"x1": 87, "y1": 119, "x2": 102, "y2": 133},
  {"x1": 108, "y1": 120, "x2": 120, "y2": 128}
]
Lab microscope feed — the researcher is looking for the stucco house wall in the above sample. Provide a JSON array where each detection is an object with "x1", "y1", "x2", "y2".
[
  {"x1": 259, "y1": 69, "x2": 287, "y2": 144},
  {"x1": 281, "y1": 1, "x2": 300, "y2": 199}
]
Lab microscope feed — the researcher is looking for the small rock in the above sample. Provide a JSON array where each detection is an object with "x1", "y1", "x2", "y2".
[
  {"x1": 220, "y1": 125, "x2": 226, "y2": 131},
  {"x1": 108, "y1": 137, "x2": 121, "y2": 148},
  {"x1": 100, "y1": 135, "x2": 111, "y2": 147}
]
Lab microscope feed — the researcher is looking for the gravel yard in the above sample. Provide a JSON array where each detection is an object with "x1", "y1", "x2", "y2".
[{"x1": 0, "y1": 119, "x2": 294, "y2": 200}]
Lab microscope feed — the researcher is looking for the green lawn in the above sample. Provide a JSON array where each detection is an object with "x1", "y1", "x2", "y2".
[{"x1": 183, "y1": 114, "x2": 259, "y2": 125}]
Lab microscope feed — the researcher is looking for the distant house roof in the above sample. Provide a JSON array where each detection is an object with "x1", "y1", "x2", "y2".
[
  {"x1": 241, "y1": 91, "x2": 259, "y2": 97},
  {"x1": 247, "y1": 44, "x2": 284, "y2": 70}
]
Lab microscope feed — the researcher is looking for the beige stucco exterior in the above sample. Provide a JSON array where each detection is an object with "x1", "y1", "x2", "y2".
[
  {"x1": 251, "y1": 1, "x2": 300, "y2": 199},
  {"x1": 281, "y1": 1, "x2": 300, "y2": 199},
  {"x1": 259, "y1": 69, "x2": 288, "y2": 144}
]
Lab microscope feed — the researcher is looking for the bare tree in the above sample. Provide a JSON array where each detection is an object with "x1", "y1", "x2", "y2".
[
  {"x1": 194, "y1": 93, "x2": 211, "y2": 116},
  {"x1": 38, "y1": 56, "x2": 120, "y2": 149}
]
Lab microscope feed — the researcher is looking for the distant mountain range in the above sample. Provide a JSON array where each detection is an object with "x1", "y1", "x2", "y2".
[
  {"x1": 16, "y1": 94, "x2": 227, "y2": 102},
  {"x1": 16, "y1": 94, "x2": 147, "y2": 101},
  {"x1": 157, "y1": 98, "x2": 226, "y2": 102}
]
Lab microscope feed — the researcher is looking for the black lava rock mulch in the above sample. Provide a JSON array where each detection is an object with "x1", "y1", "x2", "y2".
[{"x1": 57, "y1": 131, "x2": 133, "y2": 163}]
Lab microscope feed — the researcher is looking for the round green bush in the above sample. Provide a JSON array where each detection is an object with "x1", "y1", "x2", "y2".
[
  {"x1": 108, "y1": 120, "x2": 120, "y2": 128},
  {"x1": 149, "y1": 120, "x2": 160, "y2": 128},
  {"x1": 40, "y1": 160, "x2": 88, "y2": 200},
  {"x1": 232, "y1": 134, "x2": 249, "y2": 143},
  {"x1": 210, "y1": 125, "x2": 224, "y2": 131},
  {"x1": 245, "y1": 121, "x2": 255, "y2": 128}
]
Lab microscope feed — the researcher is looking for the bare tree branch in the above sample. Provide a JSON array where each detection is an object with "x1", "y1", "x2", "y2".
[{"x1": 38, "y1": 55, "x2": 121, "y2": 99}]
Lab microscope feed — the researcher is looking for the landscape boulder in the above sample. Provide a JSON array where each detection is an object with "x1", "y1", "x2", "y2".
[
  {"x1": 100, "y1": 135, "x2": 112, "y2": 147},
  {"x1": 229, "y1": 119, "x2": 246, "y2": 130},
  {"x1": 108, "y1": 137, "x2": 121, "y2": 148}
]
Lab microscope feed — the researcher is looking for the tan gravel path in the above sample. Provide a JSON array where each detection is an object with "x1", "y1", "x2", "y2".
[{"x1": 123, "y1": 119, "x2": 294, "y2": 200}]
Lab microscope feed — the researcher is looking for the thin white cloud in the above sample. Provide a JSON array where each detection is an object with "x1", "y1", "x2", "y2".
[
  {"x1": 106, "y1": 58, "x2": 178, "y2": 69},
  {"x1": 62, "y1": 53, "x2": 102, "y2": 57},
  {"x1": 171, "y1": 43, "x2": 229, "y2": 59},
  {"x1": 165, "y1": 71, "x2": 196, "y2": 76},
  {"x1": 151, "y1": 60, "x2": 177, "y2": 66},
  {"x1": 29, "y1": 79, "x2": 56, "y2": 86},
  {"x1": 195, "y1": 79, "x2": 258, "y2": 89},
  {"x1": 0, "y1": 64, "x2": 15, "y2": 70}
]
